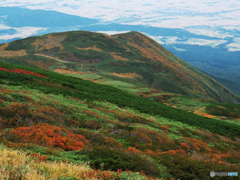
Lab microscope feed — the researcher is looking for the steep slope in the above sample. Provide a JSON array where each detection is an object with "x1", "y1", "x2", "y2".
[
  {"x1": 0, "y1": 62, "x2": 240, "y2": 179},
  {"x1": 0, "y1": 30, "x2": 239, "y2": 103},
  {"x1": 112, "y1": 31, "x2": 240, "y2": 103}
]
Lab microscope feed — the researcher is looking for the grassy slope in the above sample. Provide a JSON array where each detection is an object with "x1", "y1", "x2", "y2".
[
  {"x1": 0, "y1": 30, "x2": 240, "y2": 104},
  {"x1": 0, "y1": 62, "x2": 240, "y2": 180}
]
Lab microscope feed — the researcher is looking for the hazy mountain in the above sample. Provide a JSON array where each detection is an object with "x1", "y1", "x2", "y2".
[{"x1": 0, "y1": 6, "x2": 99, "y2": 28}]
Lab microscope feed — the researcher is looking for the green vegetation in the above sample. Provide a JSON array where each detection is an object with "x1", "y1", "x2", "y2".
[
  {"x1": 0, "y1": 62, "x2": 239, "y2": 140},
  {"x1": 0, "y1": 61, "x2": 240, "y2": 179},
  {"x1": 1, "y1": 30, "x2": 240, "y2": 179},
  {"x1": 206, "y1": 103, "x2": 240, "y2": 118},
  {"x1": 5, "y1": 36, "x2": 38, "y2": 51},
  {"x1": 1, "y1": 30, "x2": 240, "y2": 104}
]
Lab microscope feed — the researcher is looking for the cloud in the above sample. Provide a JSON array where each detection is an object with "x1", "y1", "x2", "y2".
[
  {"x1": 0, "y1": 0, "x2": 239, "y2": 29},
  {"x1": 225, "y1": 37, "x2": 240, "y2": 52},
  {"x1": 0, "y1": 27, "x2": 47, "y2": 40},
  {"x1": 0, "y1": 0, "x2": 240, "y2": 50},
  {"x1": 97, "y1": 31, "x2": 130, "y2": 35}
]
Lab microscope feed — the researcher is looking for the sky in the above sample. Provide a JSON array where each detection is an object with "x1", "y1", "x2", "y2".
[
  {"x1": 0, "y1": 0, "x2": 240, "y2": 50},
  {"x1": 1, "y1": 0, "x2": 240, "y2": 29}
]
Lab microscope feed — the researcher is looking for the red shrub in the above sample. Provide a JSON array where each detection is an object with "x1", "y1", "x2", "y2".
[
  {"x1": 30, "y1": 153, "x2": 48, "y2": 162},
  {"x1": 166, "y1": 150, "x2": 176, "y2": 155},
  {"x1": 159, "y1": 125, "x2": 169, "y2": 130},
  {"x1": 145, "y1": 149, "x2": 155, "y2": 156},
  {"x1": 0, "y1": 102, "x2": 32, "y2": 128},
  {"x1": 0, "y1": 67, "x2": 48, "y2": 78},
  {"x1": 127, "y1": 147, "x2": 142, "y2": 154},
  {"x1": 32, "y1": 106, "x2": 65, "y2": 124},
  {"x1": 180, "y1": 143, "x2": 190, "y2": 150},
  {"x1": 182, "y1": 137, "x2": 211, "y2": 152},
  {"x1": 9, "y1": 123, "x2": 88, "y2": 151}
]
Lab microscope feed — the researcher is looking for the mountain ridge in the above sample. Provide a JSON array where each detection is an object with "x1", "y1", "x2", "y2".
[{"x1": 0, "y1": 30, "x2": 239, "y2": 104}]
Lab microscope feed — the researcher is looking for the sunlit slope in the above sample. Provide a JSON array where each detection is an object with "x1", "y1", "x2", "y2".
[
  {"x1": 0, "y1": 30, "x2": 239, "y2": 103},
  {"x1": 112, "y1": 31, "x2": 240, "y2": 103},
  {"x1": 0, "y1": 62, "x2": 240, "y2": 179}
]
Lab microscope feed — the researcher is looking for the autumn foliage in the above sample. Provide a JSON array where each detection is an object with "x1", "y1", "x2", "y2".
[
  {"x1": 9, "y1": 123, "x2": 88, "y2": 151},
  {"x1": 0, "y1": 67, "x2": 48, "y2": 78},
  {"x1": 30, "y1": 153, "x2": 48, "y2": 162},
  {"x1": 180, "y1": 143, "x2": 190, "y2": 151}
]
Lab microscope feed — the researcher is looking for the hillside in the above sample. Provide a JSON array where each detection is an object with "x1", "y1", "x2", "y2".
[
  {"x1": 0, "y1": 31, "x2": 240, "y2": 104},
  {"x1": 204, "y1": 72, "x2": 240, "y2": 98},
  {"x1": 0, "y1": 62, "x2": 240, "y2": 179}
]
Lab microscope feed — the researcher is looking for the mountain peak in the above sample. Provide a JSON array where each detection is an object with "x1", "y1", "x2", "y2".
[{"x1": 0, "y1": 30, "x2": 239, "y2": 103}]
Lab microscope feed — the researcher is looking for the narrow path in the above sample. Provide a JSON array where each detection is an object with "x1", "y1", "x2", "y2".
[
  {"x1": 35, "y1": 54, "x2": 75, "y2": 63},
  {"x1": 193, "y1": 107, "x2": 205, "y2": 114},
  {"x1": 194, "y1": 106, "x2": 216, "y2": 118}
]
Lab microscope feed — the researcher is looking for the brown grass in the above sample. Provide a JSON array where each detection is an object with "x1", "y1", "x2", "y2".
[
  {"x1": 0, "y1": 43, "x2": 8, "y2": 51},
  {"x1": 111, "y1": 72, "x2": 143, "y2": 79},
  {"x1": 217, "y1": 106, "x2": 226, "y2": 109},
  {"x1": 193, "y1": 107, "x2": 216, "y2": 118},
  {"x1": 0, "y1": 147, "x2": 96, "y2": 180},
  {"x1": 163, "y1": 103, "x2": 177, "y2": 108},
  {"x1": 25, "y1": 59, "x2": 54, "y2": 70},
  {"x1": 54, "y1": 69, "x2": 87, "y2": 74},
  {"x1": 198, "y1": 113, "x2": 216, "y2": 118},
  {"x1": 0, "y1": 43, "x2": 27, "y2": 57},
  {"x1": 76, "y1": 45, "x2": 103, "y2": 52},
  {"x1": 109, "y1": 52, "x2": 128, "y2": 60},
  {"x1": 31, "y1": 35, "x2": 66, "y2": 51},
  {"x1": 134, "y1": 60, "x2": 146, "y2": 63}
]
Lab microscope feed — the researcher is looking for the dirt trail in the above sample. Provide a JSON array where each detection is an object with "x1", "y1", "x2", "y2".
[
  {"x1": 193, "y1": 107, "x2": 205, "y2": 114},
  {"x1": 35, "y1": 54, "x2": 75, "y2": 63},
  {"x1": 194, "y1": 107, "x2": 216, "y2": 118}
]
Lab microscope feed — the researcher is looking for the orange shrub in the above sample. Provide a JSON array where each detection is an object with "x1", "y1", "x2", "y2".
[
  {"x1": 30, "y1": 153, "x2": 48, "y2": 162},
  {"x1": 180, "y1": 143, "x2": 190, "y2": 150},
  {"x1": 194, "y1": 146, "x2": 200, "y2": 151},
  {"x1": 0, "y1": 89, "x2": 12, "y2": 94},
  {"x1": 1, "y1": 102, "x2": 31, "y2": 118},
  {"x1": 105, "y1": 137, "x2": 123, "y2": 148},
  {"x1": 32, "y1": 106, "x2": 66, "y2": 125},
  {"x1": 159, "y1": 125, "x2": 169, "y2": 130},
  {"x1": 219, "y1": 153, "x2": 231, "y2": 158},
  {"x1": 182, "y1": 137, "x2": 211, "y2": 152},
  {"x1": 0, "y1": 102, "x2": 32, "y2": 128},
  {"x1": 0, "y1": 99, "x2": 4, "y2": 104},
  {"x1": 210, "y1": 154, "x2": 221, "y2": 160},
  {"x1": 9, "y1": 123, "x2": 88, "y2": 151},
  {"x1": 166, "y1": 150, "x2": 176, "y2": 155},
  {"x1": 175, "y1": 149, "x2": 187, "y2": 156},
  {"x1": 127, "y1": 147, "x2": 142, "y2": 154},
  {"x1": 145, "y1": 149, "x2": 155, "y2": 156}
]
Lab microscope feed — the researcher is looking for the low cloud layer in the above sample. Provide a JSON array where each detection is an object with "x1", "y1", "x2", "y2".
[
  {"x1": 1, "y1": 0, "x2": 239, "y2": 29},
  {"x1": 0, "y1": 0, "x2": 240, "y2": 51}
]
